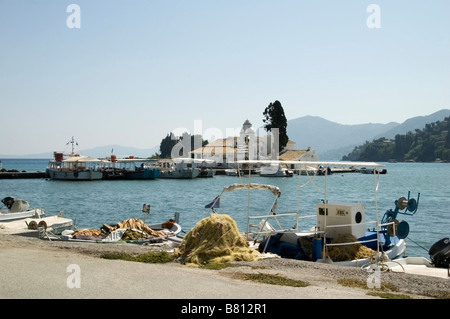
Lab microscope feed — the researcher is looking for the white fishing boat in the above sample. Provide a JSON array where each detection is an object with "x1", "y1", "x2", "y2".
[
  {"x1": 260, "y1": 164, "x2": 294, "y2": 177},
  {"x1": 205, "y1": 160, "x2": 422, "y2": 268},
  {"x1": 157, "y1": 158, "x2": 200, "y2": 179},
  {"x1": 224, "y1": 168, "x2": 260, "y2": 176},
  {"x1": 60, "y1": 205, "x2": 182, "y2": 246},
  {"x1": 46, "y1": 137, "x2": 103, "y2": 181},
  {"x1": 1, "y1": 200, "x2": 73, "y2": 238},
  {"x1": 0, "y1": 197, "x2": 45, "y2": 222},
  {"x1": 46, "y1": 154, "x2": 103, "y2": 181},
  {"x1": 60, "y1": 218, "x2": 182, "y2": 245}
]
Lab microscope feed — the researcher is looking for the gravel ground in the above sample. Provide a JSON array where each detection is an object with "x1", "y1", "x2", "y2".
[{"x1": 0, "y1": 229, "x2": 448, "y2": 300}]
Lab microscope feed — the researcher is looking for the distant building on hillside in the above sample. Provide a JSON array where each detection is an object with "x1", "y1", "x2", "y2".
[{"x1": 191, "y1": 119, "x2": 318, "y2": 168}]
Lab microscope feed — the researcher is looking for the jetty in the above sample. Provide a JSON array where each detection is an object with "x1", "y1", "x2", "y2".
[
  {"x1": 0, "y1": 171, "x2": 47, "y2": 179},
  {"x1": 0, "y1": 163, "x2": 364, "y2": 180},
  {"x1": 0, "y1": 167, "x2": 361, "y2": 179}
]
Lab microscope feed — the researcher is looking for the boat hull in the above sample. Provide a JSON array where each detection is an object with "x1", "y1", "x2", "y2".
[
  {"x1": 257, "y1": 230, "x2": 407, "y2": 267},
  {"x1": 103, "y1": 168, "x2": 160, "y2": 180},
  {"x1": 159, "y1": 168, "x2": 199, "y2": 179},
  {"x1": 46, "y1": 169, "x2": 103, "y2": 181},
  {"x1": 260, "y1": 170, "x2": 294, "y2": 177},
  {"x1": 316, "y1": 238, "x2": 406, "y2": 267},
  {"x1": 60, "y1": 222, "x2": 182, "y2": 244},
  {"x1": 198, "y1": 169, "x2": 215, "y2": 178},
  {"x1": 0, "y1": 215, "x2": 73, "y2": 235},
  {"x1": 0, "y1": 208, "x2": 45, "y2": 222},
  {"x1": 126, "y1": 168, "x2": 160, "y2": 179}
]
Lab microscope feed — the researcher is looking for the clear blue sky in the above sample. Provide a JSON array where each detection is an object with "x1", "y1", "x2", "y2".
[{"x1": 1, "y1": 0, "x2": 449, "y2": 155}]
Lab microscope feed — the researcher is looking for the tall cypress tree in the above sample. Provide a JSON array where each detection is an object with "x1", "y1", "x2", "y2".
[{"x1": 263, "y1": 100, "x2": 289, "y2": 152}]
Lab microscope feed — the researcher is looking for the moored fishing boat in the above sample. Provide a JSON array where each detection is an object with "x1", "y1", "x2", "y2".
[
  {"x1": 46, "y1": 137, "x2": 103, "y2": 181},
  {"x1": 157, "y1": 158, "x2": 200, "y2": 179},
  {"x1": 0, "y1": 199, "x2": 73, "y2": 238},
  {"x1": 100, "y1": 155, "x2": 160, "y2": 180},
  {"x1": 360, "y1": 167, "x2": 387, "y2": 174},
  {"x1": 0, "y1": 197, "x2": 45, "y2": 222},
  {"x1": 59, "y1": 203, "x2": 182, "y2": 245},
  {"x1": 205, "y1": 160, "x2": 421, "y2": 268},
  {"x1": 260, "y1": 164, "x2": 294, "y2": 177},
  {"x1": 60, "y1": 217, "x2": 182, "y2": 245},
  {"x1": 198, "y1": 167, "x2": 216, "y2": 178},
  {"x1": 197, "y1": 159, "x2": 216, "y2": 178},
  {"x1": 46, "y1": 154, "x2": 103, "y2": 181}
]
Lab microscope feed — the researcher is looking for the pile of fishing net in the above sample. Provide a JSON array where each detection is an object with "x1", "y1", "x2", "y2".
[
  {"x1": 71, "y1": 218, "x2": 171, "y2": 241},
  {"x1": 325, "y1": 234, "x2": 375, "y2": 262},
  {"x1": 176, "y1": 213, "x2": 259, "y2": 266}
]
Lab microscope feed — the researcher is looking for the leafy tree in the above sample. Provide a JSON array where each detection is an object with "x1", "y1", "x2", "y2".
[
  {"x1": 159, "y1": 133, "x2": 178, "y2": 158},
  {"x1": 263, "y1": 100, "x2": 289, "y2": 152},
  {"x1": 158, "y1": 133, "x2": 208, "y2": 159}
]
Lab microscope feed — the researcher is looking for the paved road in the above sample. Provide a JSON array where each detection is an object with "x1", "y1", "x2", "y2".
[{"x1": 0, "y1": 247, "x2": 374, "y2": 301}]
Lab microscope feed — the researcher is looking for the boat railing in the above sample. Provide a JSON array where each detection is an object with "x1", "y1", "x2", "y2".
[
  {"x1": 322, "y1": 221, "x2": 378, "y2": 252},
  {"x1": 247, "y1": 211, "x2": 322, "y2": 242},
  {"x1": 324, "y1": 220, "x2": 377, "y2": 231},
  {"x1": 323, "y1": 219, "x2": 399, "y2": 252},
  {"x1": 248, "y1": 212, "x2": 298, "y2": 219}
]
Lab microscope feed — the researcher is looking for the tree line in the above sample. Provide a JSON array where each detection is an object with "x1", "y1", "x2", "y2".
[{"x1": 342, "y1": 116, "x2": 450, "y2": 162}]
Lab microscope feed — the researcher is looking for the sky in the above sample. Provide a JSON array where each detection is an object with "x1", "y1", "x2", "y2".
[{"x1": 1, "y1": 0, "x2": 449, "y2": 155}]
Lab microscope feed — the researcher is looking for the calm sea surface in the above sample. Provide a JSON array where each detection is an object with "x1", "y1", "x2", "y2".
[{"x1": 1, "y1": 158, "x2": 449, "y2": 259}]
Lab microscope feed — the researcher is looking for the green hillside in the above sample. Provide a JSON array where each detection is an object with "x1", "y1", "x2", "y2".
[{"x1": 342, "y1": 116, "x2": 450, "y2": 162}]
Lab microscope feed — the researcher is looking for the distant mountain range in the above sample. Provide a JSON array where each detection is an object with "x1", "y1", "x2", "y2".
[
  {"x1": 287, "y1": 109, "x2": 450, "y2": 160},
  {"x1": 74, "y1": 145, "x2": 160, "y2": 159},
  {"x1": 2, "y1": 109, "x2": 449, "y2": 160},
  {"x1": 0, "y1": 145, "x2": 159, "y2": 159}
]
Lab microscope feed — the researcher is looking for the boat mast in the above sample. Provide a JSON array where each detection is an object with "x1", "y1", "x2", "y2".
[{"x1": 67, "y1": 136, "x2": 78, "y2": 156}]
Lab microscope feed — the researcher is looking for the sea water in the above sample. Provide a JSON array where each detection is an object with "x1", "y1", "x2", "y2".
[{"x1": 1, "y1": 158, "x2": 449, "y2": 260}]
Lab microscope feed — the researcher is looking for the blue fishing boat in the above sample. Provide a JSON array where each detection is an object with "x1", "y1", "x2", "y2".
[
  {"x1": 100, "y1": 156, "x2": 160, "y2": 180},
  {"x1": 206, "y1": 160, "x2": 422, "y2": 268}
]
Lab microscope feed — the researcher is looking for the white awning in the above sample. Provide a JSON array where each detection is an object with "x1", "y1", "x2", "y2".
[{"x1": 63, "y1": 156, "x2": 101, "y2": 163}]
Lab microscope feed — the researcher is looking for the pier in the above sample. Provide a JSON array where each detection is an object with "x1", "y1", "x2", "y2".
[
  {"x1": 0, "y1": 171, "x2": 47, "y2": 179},
  {"x1": 0, "y1": 166, "x2": 362, "y2": 180}
]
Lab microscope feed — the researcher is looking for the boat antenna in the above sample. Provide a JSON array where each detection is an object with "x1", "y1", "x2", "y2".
[{"x1": 67, "y1": 136, "x2": 79, "y2": 156}]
